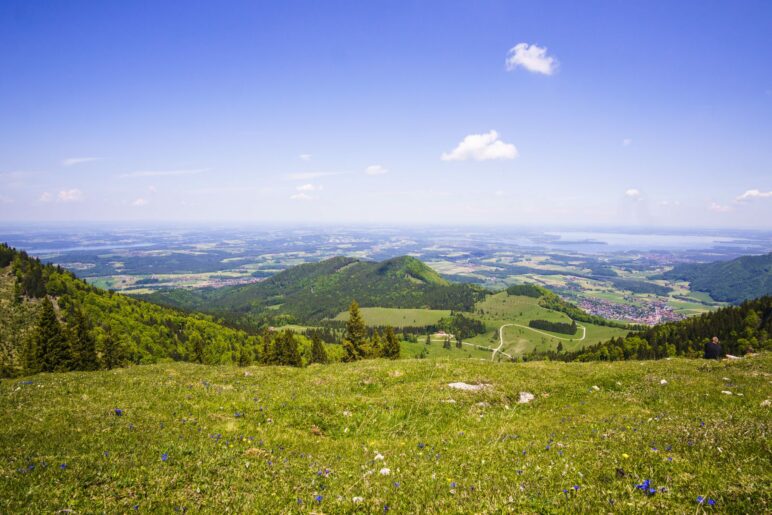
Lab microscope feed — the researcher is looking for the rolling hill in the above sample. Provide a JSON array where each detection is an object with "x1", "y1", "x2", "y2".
[
  {"x1": 142, "y1": 256, "x2": 487, "y2": 324},
  {"x1": 0, "y1": 244, "x2": 261, "y2": 377},
  {"x1": 662, "y1": 252, "x2": 772, "y2": 303}
]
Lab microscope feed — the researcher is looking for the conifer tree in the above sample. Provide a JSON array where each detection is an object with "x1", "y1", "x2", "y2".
[
  {"x1": 35, "y1": 298, "x2": 71, "y2": 372},
  {"x1": 70, "y1": 309, "x2": 99, "y2": 371},
  {"x1": 276, "y1": 330, "x2": 302, "y2": 367},
  {"x1": 310, "y1": 333, "x2": 328, "y2": 364},
  {"x1": 343, "y1": 300, "x2": 366, "y2": 361},
  {"x1": 190, "y1": 332, "x2": 205, "y2": 364},
  {"x1": 382, "y1": 326, "x2": 401, "y2": 359}
]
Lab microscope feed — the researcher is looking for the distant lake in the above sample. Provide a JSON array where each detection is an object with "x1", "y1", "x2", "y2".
[{"x1": 542, "y1": 231, "x2": 741, "y2": 251}]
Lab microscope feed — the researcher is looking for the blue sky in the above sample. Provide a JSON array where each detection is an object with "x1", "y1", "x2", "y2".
[{"x1": 1, "y1": 0, "x2": 771, "y2": 227}]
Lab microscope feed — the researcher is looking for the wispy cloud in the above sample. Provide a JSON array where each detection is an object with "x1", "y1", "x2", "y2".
[
  {"x1": 299, "y1": 154, "x2": 312, "y2": 161},
  {"x1": 735, "y1": 189, "x2": 772, "y2": 202},
  {"x1": 365, "y1": 164, "x2": 388, "y2": 176},
  {"x1": 39, "y1": 192, "x2": 53, "y2": 203},
  {"x1": 58, "y1": 189, "x2": 84, "y2": 202},
  {"x1": 505, "y1": 43, "x2": 558, "y2": 75},
  {"x1": 625, "y1": 188, "x2": 641, "y2": 199},
  {"x1": 442, "y1": 130, "x2": 518, "y2": 161},
  {"x1": 0, "y1": 194, "x2": 13, "y2": 204},
  {"x1": 297, "y1": 183, "x2": 322, "y2": 192},
  {"x1": 120, "y1": 168, "x2": 209, "y2": 178},
  {"x1": 709, "y1": 201, "x2": 731, "y2": 213},
  {"x1": 622, "y1": 138, "x2": 633, "y2": 147},
  {"x1": 290, "y1": 192, "x2": 313, "y2": 201},
  {"x1": 286, "y1": 171, "x2": 345, "y2": 180},
  {"x1": 132, "y1": 197, "x2": 149, "y2": 207},
  {"x1": 62, "y1": 157, "x2": 102, "y2": 167}
]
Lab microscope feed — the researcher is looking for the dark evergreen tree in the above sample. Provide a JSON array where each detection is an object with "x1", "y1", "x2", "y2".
[
  {"x1": 343, "y1": 300, "x2": 367, "y2": 361},
  {"x1": 35, "y1": 298, "x2": 71, "y2": 372},
  {"x1": 382, "y1": 326, "x2": 401, "y2": 359},
  {"x1": 69, "y1": 309, "x2": 99, "y2": 371},
  {"x1": 310, "y1": 333, "x2": 328, "y2": 364},
  {"x1": 190, "y1": 332, "x2": 205, "y2": 364},
  {"x1": 275, "y1": 330, "x2": 302, "y2": 367}
]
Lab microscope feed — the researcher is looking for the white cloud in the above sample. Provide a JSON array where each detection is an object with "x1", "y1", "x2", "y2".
[
  {"x1": 120, "y1": 168, "x2": 208, "y2": 178},
  {"x1": 148, "y1": 185, "x2": 157, "y2": 193},
  {"x1": 57, "y1": 189, "x2": 84, "y2": 202},
  {"x1": 505, "y1": 43, "x2": 558, "y2": 75},
  {"x1": 625, "y1": 188, "x2": 641, "y2": 198},
  {"x1": 709, "y1": 202, "x2": 731, "y2": 213},
  {"x1": 39, "y1": 192, "x2": 53, "y2": 203},
  {"x1": 62, "y1": 157, "x2": 101, "y2": 167},
  {"x1": 297, "y1": 183, "x2": 322, "y2": 192},
  {"x1": 365, "y1": 164, "x2": 388, "y2": 176},
  {"x1": 441, "y1": 130, "x2": 518, "y2": 161},
  {"x1": 290, "y1": 192, "x2": 313, "y2": 201},
  {"x1": 132, "y1": 197, "x2": 149, "y2": 207},
  {"x1": 622, "y1": 138, "x2": 633, "y2": 147},
  {"x1": 286, "y1": 171, "x2": 345, "y2": 180},
  {"x1": 299, "y1": 154, "x2": 312, "y2": 161},
  {"x1": 735, "y1": 189, "x2": 772, "y2": 202}
]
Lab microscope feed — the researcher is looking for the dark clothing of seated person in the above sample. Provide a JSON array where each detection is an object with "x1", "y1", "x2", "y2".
[{"x1": 704, "y1": 338, "x2": 723, "y2": 360}]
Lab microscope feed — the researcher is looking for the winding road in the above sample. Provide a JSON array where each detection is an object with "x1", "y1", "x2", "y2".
[{"x1": 491, "y1": 322, "x2": 585, "y2": 362}]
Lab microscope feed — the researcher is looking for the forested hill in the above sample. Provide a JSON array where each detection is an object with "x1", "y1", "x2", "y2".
[
  {"x1": 535, "y1": 295, "x2": 771, "y2": 362},
  {"x1": 142, "y1": 255, "x2": 487, "y2": 325},
  {"x1": 662, "y1": 252, "x2": 772, "y2": 303},
  {"x1": 0, "y1": 244, "x2": 260, "y2": 377}
]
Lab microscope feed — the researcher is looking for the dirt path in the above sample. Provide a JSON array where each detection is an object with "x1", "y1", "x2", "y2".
[{"x1": 493, "y1": 322, "x2": 585, "y2": 361}]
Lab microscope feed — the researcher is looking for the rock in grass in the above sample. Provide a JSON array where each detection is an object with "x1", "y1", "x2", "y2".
[
  {"x1": 448, "y1": 382, "x2": 491, "y2": 392},
  {"x1": 518, "y1": 392, "x2": 535, "y2": 404}
]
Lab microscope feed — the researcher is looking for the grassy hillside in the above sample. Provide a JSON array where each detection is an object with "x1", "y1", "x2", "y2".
[
  {"x1": 333, "y1": 307, "x2": 451, "y2": 327},
  {"x1": 1, "y1": 356, "x2": 769, "y2": 512},
  {"x1": 466, "y1": 292, "x2": 631, "y2": 357},
  {"x1": 143, "y1": 256, "x2": 486, "y2": 324},
  {"x1": 663, "y1": 253, "x2": 772, "y2": 303},
  {"x1": 0, "y1": 244, "x2": 263, "y2": 376}
]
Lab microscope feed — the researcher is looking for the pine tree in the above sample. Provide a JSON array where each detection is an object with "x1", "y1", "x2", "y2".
[
  {"x1": 276, "y1": 330, "x2": 302, "y2": 367},
  {"x1": 557, "y1": 341, "x2": 564, "y2": 353},
  {"x1": 69, "y1": 310, "x2": 99, "y2": 371},
  {"x1": 190, "y1": 332, "x2": 205, "y2": 364},
  {"x1": 101, "y1": 334, "x2": 125, "y2": 370},
  {"x1": 310, "y1": 333, "x2": 328, "y2": 364},
  {"x1": 369, "y1": 330, "x2": 383, "y2": 358},
  {"x1": 425, "y1": 333, "x2": 431, "y2": 345},
  {"x1": 35, "y1": 298, "x2": 71, "y2": 372},
  {"x1": 382, "y1": 326, "x2": 401, "y2": 359},
  {"x1": 343, "y1": 300, "x2": 367, "y2": 361}
]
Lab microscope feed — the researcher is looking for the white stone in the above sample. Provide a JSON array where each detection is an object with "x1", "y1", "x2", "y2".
[
  {"x1": 518, "y1": 392, "x2": 535, "y2": 404},
  {"x1": 448, "y1": 382, "x2": 490, "y2": 391}
]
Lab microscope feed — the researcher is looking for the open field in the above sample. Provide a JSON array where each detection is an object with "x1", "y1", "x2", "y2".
[
  {"x1": 333, "y1": 307, "x2": 451, "y2": 327},
  {"x1": 467, "y1": 292, "x2": 631, "y2": 357},
  {"x1": 1, "y1": 356, "x2": 769, "y2": 512}
]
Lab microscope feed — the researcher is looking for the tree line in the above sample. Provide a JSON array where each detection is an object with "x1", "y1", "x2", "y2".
[{"x1": 523, "y1": 295, "x2": 771, "y2": 362}]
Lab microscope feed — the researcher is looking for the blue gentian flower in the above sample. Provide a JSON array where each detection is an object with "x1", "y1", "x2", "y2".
[
  {"x1": 315, "y1": 495, "x2": 323, "y2": 503},
  {"x1": 707, "y1": 499, "x2": 716, "y2": 506},
  {"x1": 161, "y1": 453, "x2": 169, "y2": 462},
  {"x1": 697, "y1": 496, "x2": 705, "y2": 503},
  {"x1": 114, "y1": 408, "x2": 123, "y2": 416}
]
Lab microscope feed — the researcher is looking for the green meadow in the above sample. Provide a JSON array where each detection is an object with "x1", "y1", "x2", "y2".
[
  {"x1": 1, "y1": 355, "x2": 769, "y2": 513},
  {"x1": 333, "y1": 307, "x2": 451, "y2": 327},
  {"x1": 467, "y1": 292, "x2": 631, "y2": 357}
]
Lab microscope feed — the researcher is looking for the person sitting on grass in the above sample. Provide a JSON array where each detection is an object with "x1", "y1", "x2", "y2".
[{"x1": 704, "y1": 336, "x2": 723, "y2": 360}]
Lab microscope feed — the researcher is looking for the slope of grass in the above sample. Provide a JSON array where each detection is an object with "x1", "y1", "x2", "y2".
[
  {"x1": 468, "y1": 292, "x2": 631, "y2": 357},
  {"x1": 333, "y1": 307, "x2": 451, "y2": 327},
  {"x1": 1, "y1": 356, "x2": 769, "y2": 512}
]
